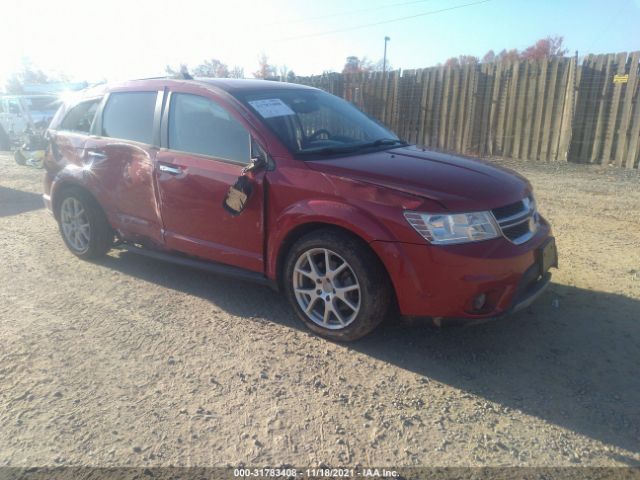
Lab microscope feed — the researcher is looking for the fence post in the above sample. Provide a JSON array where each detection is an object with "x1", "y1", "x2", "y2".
[
  {"x1": 530, "y1": 58, "x2": 549, "y2": 160},
  {"x1": 540, "y1": 57, "x2": 560, "y2": 162},
  {"x1": 557, "y1": 56, "x2": 576, "y2": 161},
  {"x1": 519, "y1": 60, "x2": 535, "y2": 160},
  {"x1": 625, "y1": 58, "x2": 640, "y2": 169},
  {"x1": 615, "y1": 51, "x2": 640, "y2": 168},
  {"x1": 439, "y1": 67, "x2": 451, "y2": 150},
  {"x1": 590, "y1": 54, "x2": 615, "y2": 163},
  {"x1": 489, "y1": 62, "x2": 510, "y2": 155},
  {"x1": 601, "y1": 52, "x2": 629, "y2": 165}
]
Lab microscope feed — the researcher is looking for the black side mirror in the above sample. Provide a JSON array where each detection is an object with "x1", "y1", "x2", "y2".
[
  {"x1": 223, "y1": 176, "x2": 254, "y2": 216},
  {"x1": 223, "y1": 139, "x2": 269, "y2": 216}
]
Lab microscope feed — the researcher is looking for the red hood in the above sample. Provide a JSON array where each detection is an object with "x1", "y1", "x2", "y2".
[{"x1": 306, "y1": 146, "x2": 531, "y2": 211}]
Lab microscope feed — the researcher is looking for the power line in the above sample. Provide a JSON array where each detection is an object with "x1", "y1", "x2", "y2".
[
  {"x1": 271, "y1": 0, "x2": 438, "y2": 25},
  {"x1": 279, "y1": 0, "x2": 492, "y2": 41}
]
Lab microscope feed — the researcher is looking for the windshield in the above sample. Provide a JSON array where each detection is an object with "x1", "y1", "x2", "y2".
[{"x1": 234, "y1": 88, "x2": 403, "y2": 157}]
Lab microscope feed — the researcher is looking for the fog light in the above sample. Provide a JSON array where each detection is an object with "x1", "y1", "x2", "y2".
[{"x1": 472, "y1": 293, "x2": 487, "y2": 311}]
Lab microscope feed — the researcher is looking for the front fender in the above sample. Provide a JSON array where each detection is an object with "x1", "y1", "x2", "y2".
[{"x1": 266, "y1": 199, "x2": 396, "y2": 279}]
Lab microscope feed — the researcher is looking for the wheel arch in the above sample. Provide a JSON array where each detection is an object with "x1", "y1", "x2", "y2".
[
  {"x1": 273, "y1": 222, "x2": 398, "y2": 312},
  {"x1": 51, "y1": 179, "x2": 107, "y2": 223}
]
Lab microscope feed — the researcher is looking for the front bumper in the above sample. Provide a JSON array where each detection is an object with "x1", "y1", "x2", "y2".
[{"x1": 370, "y1": 220, "x2": 555, "y2": 318}]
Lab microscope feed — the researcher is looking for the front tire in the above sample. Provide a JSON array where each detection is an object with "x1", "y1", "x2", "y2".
[
  {"x1": 284, "y1": 229, "x2": 391, "y2": 341},
  {"x1": 57, "y1": 188, "x2": 113, "y2": 259}
]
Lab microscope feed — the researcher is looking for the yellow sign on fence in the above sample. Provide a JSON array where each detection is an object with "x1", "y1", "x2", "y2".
[{"x1": 613, "y1": 74, "x2": 629, "y2": 84}]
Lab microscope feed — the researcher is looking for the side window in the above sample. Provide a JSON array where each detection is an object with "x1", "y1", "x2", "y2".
[
  {"x1": 60, "y1": 99, "x2": 100, "y2": 133},
  {"x1": 102, "y1": 92, "x2": 157, "y2": 144},
  {"x1": 168, "y1": 93, "x2": 250, "y2": 164}
]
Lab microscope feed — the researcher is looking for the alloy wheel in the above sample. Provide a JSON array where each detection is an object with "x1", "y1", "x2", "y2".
[
  {"x1": 292, "y1": 248, "x2": 361, "y2": 329},
  {"x1": 60, "y1": 197, "x2": 91, "y2": 253}
]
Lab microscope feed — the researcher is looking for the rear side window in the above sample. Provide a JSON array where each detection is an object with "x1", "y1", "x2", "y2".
[
  {"x1": 168, "y1": 93, "x2": 250, "y2": 164},
  {"x1": 60, "y1": 99, "x2": 100, "y2": 133},
  {"x1": 102, "y1": 92, "x2": 157, "y2": 144}
]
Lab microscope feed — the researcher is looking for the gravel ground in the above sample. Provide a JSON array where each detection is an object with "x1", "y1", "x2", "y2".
[{"x1": 0, "y1": 153, "x2": 639, "y2": 468}]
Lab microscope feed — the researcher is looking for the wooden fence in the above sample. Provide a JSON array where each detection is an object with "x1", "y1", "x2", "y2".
[{"x1": 295, "y1": 51, "x2": 640, "y2": 169}]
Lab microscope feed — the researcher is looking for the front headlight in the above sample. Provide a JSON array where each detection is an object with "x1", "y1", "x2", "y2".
[{"x1": 404, "y1": 210, "x2": 499, "y2": 245}]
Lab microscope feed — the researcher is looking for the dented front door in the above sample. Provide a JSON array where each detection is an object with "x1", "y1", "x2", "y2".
[{"x1": 155, "y1": 89, "x2": 265, "y2": 273}]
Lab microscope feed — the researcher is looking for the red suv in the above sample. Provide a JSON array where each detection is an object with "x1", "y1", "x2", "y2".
[{"x1": 43, "y1": 79, "x2": 557, "y2": 341}]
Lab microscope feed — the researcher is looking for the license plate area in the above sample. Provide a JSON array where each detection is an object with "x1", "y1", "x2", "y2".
[{"x1": 536, "y1": 237, "x2": 558, "y2": 275}]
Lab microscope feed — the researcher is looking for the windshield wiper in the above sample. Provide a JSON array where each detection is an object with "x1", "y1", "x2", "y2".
[
  {"x1": 366, "y1": 138, "x2": 408, "y2": 147},
  {"x1": 298, "y1": 145, "x2": 362, "y2": 156},
  {"x1": 297, "y1": 139, "x2": 408, "y2": 158}
]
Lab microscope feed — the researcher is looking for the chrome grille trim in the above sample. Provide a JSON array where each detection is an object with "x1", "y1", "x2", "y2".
[{"x1": 491, "y1": 196, "x2": 538, "y2": 245}]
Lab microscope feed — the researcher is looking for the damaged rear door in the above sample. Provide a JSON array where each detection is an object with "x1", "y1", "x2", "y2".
[{"x1": 83, "y1": 90, "x2": 164, "y2": 247}]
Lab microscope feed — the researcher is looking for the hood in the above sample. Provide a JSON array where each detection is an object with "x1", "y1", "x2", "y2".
[{"x1": 306, "y1": 146, "x2": 531, "y2": 211}]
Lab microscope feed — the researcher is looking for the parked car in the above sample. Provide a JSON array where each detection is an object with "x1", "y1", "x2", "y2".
[
  {"x1": 0, "y1": 94, "x2": 60, "y2": 150},
  {"x1": 43, "y1": 79, "x2": 557, "y2": 341},
  {"x1": 22, "y1": 94, "x2": 61, "y2": 127},
  {"x1": 0, "y1": 95, "x2": 32, "y2": 149}
]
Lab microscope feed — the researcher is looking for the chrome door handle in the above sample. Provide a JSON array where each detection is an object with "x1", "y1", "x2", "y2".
[{"x1": 159, "y1": 164, "x2": 182, "y2": 175}]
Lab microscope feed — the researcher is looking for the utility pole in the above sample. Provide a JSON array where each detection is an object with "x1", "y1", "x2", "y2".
[{"x1": 382, "y1": 36, "x2": 390, "y2": 75}]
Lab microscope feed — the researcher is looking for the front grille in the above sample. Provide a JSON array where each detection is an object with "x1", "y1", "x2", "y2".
[
  {"x1": 492, "y1": 200, "x2": 526, "y2": 219},
  {"x1": 491, "y1": 195, "x2": 537, "y2": 244}
]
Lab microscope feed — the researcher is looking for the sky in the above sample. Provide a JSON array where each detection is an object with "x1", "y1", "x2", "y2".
[{"x1": 1, "y1": 0, "x2": 639, "y2": 86}]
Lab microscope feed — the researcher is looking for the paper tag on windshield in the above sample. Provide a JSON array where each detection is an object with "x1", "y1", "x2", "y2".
[{"x1": 248, "y1": 99, "x2": 295, "y2": 118}]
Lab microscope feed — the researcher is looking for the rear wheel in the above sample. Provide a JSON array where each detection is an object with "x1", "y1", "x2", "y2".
[
  {"x1": 284, "y1": 229, "x2": 391, "y2": 341},
  {"x1": 57, "y1": 188, "x2": 113, "y2": 259},
  {"x1": 14, "y1": 150, "x2": 26, "y2": 165}
]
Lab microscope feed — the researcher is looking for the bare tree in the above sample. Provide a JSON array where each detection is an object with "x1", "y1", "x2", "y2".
[
  {"x1": 192, "y1": 58, "x2": 229, "y2": 78},
  {"x1": 278, "y1": 65, "x2": 289, "y2": 82},
  {"x1": 481, "y1": 49, "x2": 496, "y2": 63},
  {"x1": 165, "y1": 64, "x2": 191, "y2": 78},
  {"x1": 253, "y1": 53, "x2": 277, "y2": 79},
  {"x1": 342, "y1": 56, "x2": 374, "y2": 74},
  {"x1": 229, "y1": 66, "x2": 244, "y2": 78},
  {"x1": 5, "y1": 58, "x2": 67, "y2": 94},
  {"x1": 521, "y1": 35, "x2": 567, "y2": 60},
  {"x1": 444, "y1": 55, "x2": 478, "y2": 67},
  {"x1": 372, "y1": 58, "x2": 391, "y2": 72},
  {"x1": 495, "y1": 49, "x2": 520, "y2": 62},
  {"x1": 450, "y1": 36, "x2": 567, "y2": 67}
]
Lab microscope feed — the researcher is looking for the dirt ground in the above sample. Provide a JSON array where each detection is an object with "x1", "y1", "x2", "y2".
[{"x1": 0, "y1": 152, "x2": 639, "y2": 468}]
